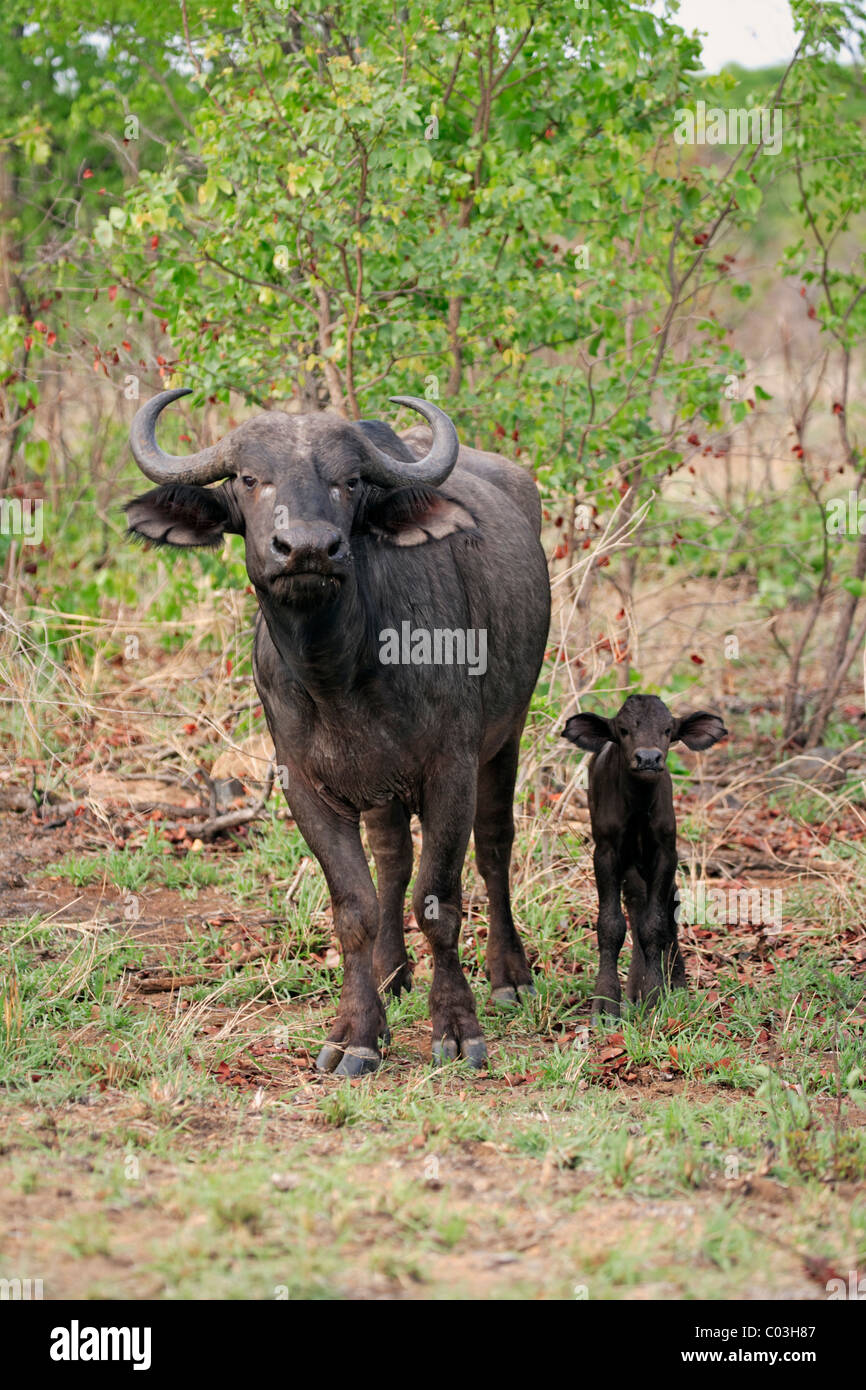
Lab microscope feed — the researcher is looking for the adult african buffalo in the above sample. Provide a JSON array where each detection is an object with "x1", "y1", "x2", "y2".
[{"x1": 125, "y1": 389, "x2": 550, "y2": 1075}]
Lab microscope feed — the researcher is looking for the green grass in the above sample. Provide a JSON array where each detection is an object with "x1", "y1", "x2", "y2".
[
  {"x1": 1, "y1": 806, "x2": 864, "y2": 1299},
  {"x1": 1, "y1": 1072, "x2": 863, "y2": 1299}
]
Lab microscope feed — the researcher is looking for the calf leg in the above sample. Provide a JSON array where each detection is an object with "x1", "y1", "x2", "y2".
[
  {"x1": 625, "y1": 870, "x2": 685, "y2": 1004},
  {"x1": 623, "y1": 866, "x2": 648, "y2": 1003},
  {"x1": 365, "y1": 800, "x2": 414, "y2": 997},
  {"x1": 415, "y1": 766, "x2": 486, "y2": 1067},
  {"x1": 283, "y1": 776, "x2": 386, "y2": 1077},
  {"x1": 592, "y1": 842, "x2": 627, "y2": 1021},
  {"x1": 632, "y1": 845, "x2": 678, "y2": 1008},
  {"x1": 664, "y1": 881, "x2": 687, "y2": 989},
  {"x1": 474, "y1": 731, "x2": 534, "y2": 1006}
]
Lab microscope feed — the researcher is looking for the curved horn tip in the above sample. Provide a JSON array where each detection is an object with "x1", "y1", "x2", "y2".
[
  {"x1": 129, "y1": 386, "x2": 228, "y2": 486},
  {"x1": 386, "y1": 395, "x2": 459, "y2": 436},
  {"x1": 388, "y1": 395, "x2": 440, "y2": 413},
  {"x1": 357, "y1": 394, "x2": 459, "y2": 488},
  {"x1": 390, "y1": 393, "x2": 460, "y2": 450},
  {"x1": 151, "y1": 386, "x2": 193, "y2": 404},
  {"x1": 130, "y1": 387, "x2": 193, "y2": 428}
]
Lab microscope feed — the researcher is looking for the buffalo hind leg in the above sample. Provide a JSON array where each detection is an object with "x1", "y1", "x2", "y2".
[
  {"x1": 475, "y1": 732, "x2": 534, "y2": 1007},
  {"x1": 365, "y1": 800, "x2": 414, "y2": 997},
  {"x1": 285, "y1": 778, "x2": 386, "y2": 1077},
  {"x1": 415, "y1": 768, "x2": 486, "y2": 1067}
]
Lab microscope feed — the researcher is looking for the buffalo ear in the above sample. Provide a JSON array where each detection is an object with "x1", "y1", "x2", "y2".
[
  {"x1": 673, "y1": 710, "x2": 728, "y2": 751},
  {"x1": 357, "y1": 485, "x2": 479, "y2": 547},
  {"x1": 561, "y1": 712, "x2": 615, "y2": 753},
  {"x1": 125, "y1": 483, "x2": 240, "y2": 548}
]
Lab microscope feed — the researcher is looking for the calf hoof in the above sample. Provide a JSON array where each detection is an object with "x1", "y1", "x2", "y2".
[
  {"x1": 491, "y1": 982, "x2": 536, "y2": 1008},
  {"x1": 432, "y1": 1034, "x2": 488, "y2": 1069},
  {"x1": 315, "y1": 1043, "x2": 381, "y2": 1077},
  {"x1": 591, "y1": 996, "x2": 621, "y2": 1024}
]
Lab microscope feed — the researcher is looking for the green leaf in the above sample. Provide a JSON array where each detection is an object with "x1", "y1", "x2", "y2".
[{"x1": 93, "y1": 218, "x2": 113, "y2": 250}]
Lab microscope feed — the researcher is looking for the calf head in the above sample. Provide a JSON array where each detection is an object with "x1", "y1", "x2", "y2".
[
  {"x1": 562, "y1": 694, "x2": 727, "y2": 780},
  {"x1": 125, "y1": 389, "x2": 476, "y2": 609}
]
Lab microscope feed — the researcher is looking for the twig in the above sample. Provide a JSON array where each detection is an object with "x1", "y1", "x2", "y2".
[
  {"x1": 132, "y1": 935, "x2": 285, "y2": 995},
  {"x1": 182, "y1": 759, "x2": 275, "y2": 841}
]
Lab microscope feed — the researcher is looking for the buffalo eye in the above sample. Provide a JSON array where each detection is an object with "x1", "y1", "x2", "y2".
[
  {"x1": 241, "y1": 475, "x2": 257, "y2": 490},
  {"x1": 346, "y1": 477, "x2": 359, "y2": 492}
]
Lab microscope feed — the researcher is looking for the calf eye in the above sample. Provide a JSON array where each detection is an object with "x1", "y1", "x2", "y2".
[{"x1": 241, "y1": 475, "x2": 257, "y2": 490}]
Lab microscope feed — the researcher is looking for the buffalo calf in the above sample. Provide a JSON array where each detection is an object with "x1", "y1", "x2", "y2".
[{"x1": 562, "y1": 695, "x2": 727, "y2": 1018}]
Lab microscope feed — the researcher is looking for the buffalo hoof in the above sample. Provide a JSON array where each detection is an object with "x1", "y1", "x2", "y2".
[
  {"x1": 491, "y1": 982, "x2": 536, "y2": 1008},
  {"x1": 432, "y1": 1035, "x2": 488, "y2": 1069},
  {"x1": 315, "y1": 1043, "x2": 381, "y2": 1077},
  {"x1": 433, "y1": 1036, "x2": 458, "y2": 1063}
]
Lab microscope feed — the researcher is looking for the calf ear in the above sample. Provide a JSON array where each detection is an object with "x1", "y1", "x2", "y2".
[
  {"x1": 674, "y1": 711, "x2": 728, "y2": 751},
  {"x1": 561, "y1": 712, "x2": 615, "y2": 753},
  {"x1": 358, "y1": 485, "x2": 479, "y2": 547},
  {"x1": 125, "y1": 484, "x2": 240, "y2": 548}
]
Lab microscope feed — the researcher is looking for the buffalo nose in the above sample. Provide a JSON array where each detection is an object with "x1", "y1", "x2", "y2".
[
  {"x1": 270, "y1": 523, "x2": 343, "y2": 566},
  {"x1": 634, "y1": 747, "x2": 664, "y2": 772}
]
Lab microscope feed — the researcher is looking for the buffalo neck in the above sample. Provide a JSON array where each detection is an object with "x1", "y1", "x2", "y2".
[
  {"x1": 256, "y1": 576, "x2": 371, "y2": 703},
  {"x1": 603, "y1": 742, "x2": 666, "y2": 808}
]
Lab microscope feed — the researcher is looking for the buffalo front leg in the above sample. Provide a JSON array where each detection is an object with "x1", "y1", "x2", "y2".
[
  {"x1": 415, "y1": 767, "x2": 486, "y2": 1067},
  {"x1": 474, "y1": 731, "x2": 534, "y2": 1006},
  {"x1": 365, "y1": 800, "x2": 414, "y2": 997},
  {"x1": 592, "y1": 842, "x2": 627, "y2": 1022},
  {"x1": 284, "y1": 778, "x2": 386, "y2": 1077}
]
